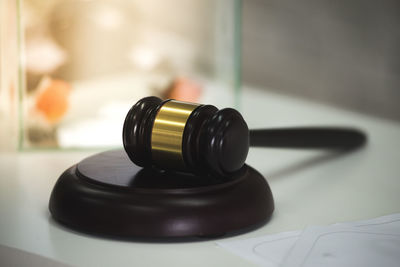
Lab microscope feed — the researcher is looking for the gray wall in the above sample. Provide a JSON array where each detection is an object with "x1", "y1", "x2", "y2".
[{"x1": 242, "y1": 0, "x2": 400, "y2": 121}]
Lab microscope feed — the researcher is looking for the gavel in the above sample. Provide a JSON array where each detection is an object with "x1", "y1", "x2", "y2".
[{"x1": 123, "y1": 97, "x2": 366, "y2": 177}]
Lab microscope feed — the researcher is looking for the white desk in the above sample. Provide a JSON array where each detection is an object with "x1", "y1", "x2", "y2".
[{"x1": 1, "y1": 86, "x2": 400, "y2": 267}]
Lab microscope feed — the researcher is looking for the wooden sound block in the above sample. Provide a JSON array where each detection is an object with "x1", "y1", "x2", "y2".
[{"x1": 49, "y1": 150, "x2": 274, "y2": 239}]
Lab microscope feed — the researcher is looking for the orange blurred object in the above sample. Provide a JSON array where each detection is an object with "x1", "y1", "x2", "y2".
[
  {"x1": 165, "y1": 77, "x2": 202, "y2": 102},
  {"x1": 35, "y1": 79, "x2": 71, "y2": 124}
]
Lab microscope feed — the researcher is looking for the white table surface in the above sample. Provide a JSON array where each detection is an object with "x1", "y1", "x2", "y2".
[{"x1": 1, "y1": 86, "x2": 400, "y2": 267}]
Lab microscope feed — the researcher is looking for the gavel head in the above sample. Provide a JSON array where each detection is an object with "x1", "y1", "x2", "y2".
[{"x1": 122, "y1": 96, "x2": 249, "y2": 177}]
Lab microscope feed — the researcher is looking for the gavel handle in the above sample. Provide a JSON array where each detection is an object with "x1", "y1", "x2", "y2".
[{"x1": 249, "y1": 127, "x2": 367, "y2": 150}]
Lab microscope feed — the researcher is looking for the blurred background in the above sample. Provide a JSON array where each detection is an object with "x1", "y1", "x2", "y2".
[
  {"x1": 242, "y1": 0, "x2": 400, "y2": 122},
  {"x1": 1, "y1": 0, "x2": 399, "y2": 151}
]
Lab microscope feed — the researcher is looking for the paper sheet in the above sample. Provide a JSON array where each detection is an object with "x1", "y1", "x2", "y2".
[
  {"x1": 282, "y1": 225, "x2": 400, "y2": 267},
  {"x1": 217, "y1": 231, "x2": 301, "y2": 267},
  {"x1": 217, "y1": 213, "x2": 400, "y2": 267}
]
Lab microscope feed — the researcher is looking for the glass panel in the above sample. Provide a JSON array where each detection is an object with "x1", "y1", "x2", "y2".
[
  {"x1": 15, "y1": 0, "x2": 241, "y2": 149},
  {"x1": 0, "y1": 0, "x2": 20, "y2": 151}
]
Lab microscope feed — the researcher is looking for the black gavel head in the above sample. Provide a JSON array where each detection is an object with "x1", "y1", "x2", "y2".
[{"x1": 122, "y1": 96, "x2": 249, "y2": 177}]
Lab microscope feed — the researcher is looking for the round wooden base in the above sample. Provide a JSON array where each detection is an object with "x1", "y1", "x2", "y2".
[{"x1": 49, "y1": 150, "x2": 274, "y2": 239}]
